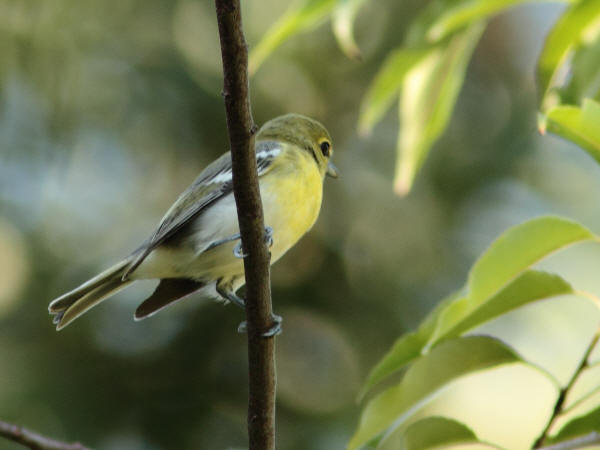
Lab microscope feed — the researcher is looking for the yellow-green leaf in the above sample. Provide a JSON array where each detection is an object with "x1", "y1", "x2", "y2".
[
  {"x1": 249, "y1": 0, "x2": 337, "y2": 75},
  {"x1": 428, "y1": 270, "x2": 573, "y2": 344},
  {"x1": 543, "y1": 98, "x2": 600, "y2": 162},
  {"x1": 468, "y1": 216, "x2": 594, "y2": 305},
  {"x1": 402, "y1": 416, "x2": 479, "y2": 450},
  {"x1": 395, "y1": 22, "x2": 484, "y2": 195},
  {"x1": 348, "y1": 336, "x2": 521, "y2": 450},
  {"x1": 332, "y1": 0, "x2": 367, "y2": 60},
  {"x1": 358, "y1": 48, "x2": 428, "y2": 136}
]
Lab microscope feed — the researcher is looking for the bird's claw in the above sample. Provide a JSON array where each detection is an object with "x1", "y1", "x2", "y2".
[
  {"x1": 264, "y1": 226, "x2": 274, "y2": 248},
  {"x1": 233, "y1": 226, "x2": 273, "y2": 259},
  {"x1": 233, "y1": 241, "x2": 248, "y2": 258},
  {"x1": 238, "y1": 313, "x2": 282, "y2": 337}
]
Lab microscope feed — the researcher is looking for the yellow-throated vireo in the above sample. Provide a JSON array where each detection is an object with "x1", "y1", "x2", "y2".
[{"x1": 49, "y1": 113, "x2": 337, "y2": 335}]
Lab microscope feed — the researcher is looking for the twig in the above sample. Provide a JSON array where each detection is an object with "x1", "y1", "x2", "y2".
[
  {"x1": 214, "y1": 2, "x2": 276, "y2": 450},
  {"x1": 0, "y1": 419, "x2": 90, "y2": 450},
  {"x1": 532, "y1": 329, "x2": 600, "y2": 448},
  {"x1": 561, "y1": 385, "x2": 600, "y2": 415},
  {"x1": 539, "y1": 432, "x2": 600, "y2": 450}
]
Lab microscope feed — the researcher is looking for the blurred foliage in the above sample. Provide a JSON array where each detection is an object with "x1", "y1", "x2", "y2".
[
  {"x1": 253, "y1": 0, "x2": 600, "y2": 195},
  {"x1": 2, "y1": 0, "x2": 600, "y2": 450},
  {"x1": 252, "y1": 0, "x2": 600, "y2": 448},
  {"x1": 537, "y1": 0, "x2": 600, "y2": 166}
]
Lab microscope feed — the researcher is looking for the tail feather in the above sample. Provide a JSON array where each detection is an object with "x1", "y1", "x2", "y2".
[
  {"x1": 134, "y1": 278, "x2": 204, "y2": 320},
  {"x1": 49, "y1": 260, "x2": 132, "y2": 330}
]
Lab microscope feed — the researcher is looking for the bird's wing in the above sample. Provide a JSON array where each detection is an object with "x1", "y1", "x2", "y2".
[{"x1": 123, "y1": 141, "x2": 281, "y2": 279}]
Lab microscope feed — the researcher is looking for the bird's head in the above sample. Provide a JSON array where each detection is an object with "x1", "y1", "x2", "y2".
[{"x1": 257, "y1": 113, "x2": 338, "y2": 179}]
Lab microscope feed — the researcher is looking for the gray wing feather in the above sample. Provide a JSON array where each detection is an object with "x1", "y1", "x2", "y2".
[
  {"x1": 123, "y1": 185, "x2": 229, "y2": 279},
  {"x1": 122, "y1": 142, "x2": 280, "y2": 279}
]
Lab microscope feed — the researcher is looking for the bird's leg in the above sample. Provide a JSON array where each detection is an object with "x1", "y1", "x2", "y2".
[
  {"x1": 233, "y1": 226, "x2": 274, "y2": 258},
  {"x1": 216, "y1": 283, "x2": 246, "y2": 309},
  {"x1": 205, "y1": 233, "x2": 241, "y2": 252},
  {"x1": 216, "y1": 281, "x2": 282, "y2": 337}
]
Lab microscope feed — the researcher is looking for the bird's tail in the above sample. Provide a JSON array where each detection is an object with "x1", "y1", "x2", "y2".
[{"x1": 48, "y1": 260, "x2": 133, "y2": 330}]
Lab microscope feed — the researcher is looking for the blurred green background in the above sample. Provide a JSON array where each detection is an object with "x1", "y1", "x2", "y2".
[{"x1": 1, "y1": 1, "x2": 600, "y2": 449}]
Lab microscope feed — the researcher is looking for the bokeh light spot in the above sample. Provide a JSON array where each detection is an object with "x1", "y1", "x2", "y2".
[{"x1": 277, "y1": 309, "x2": 359, "y2": 414}]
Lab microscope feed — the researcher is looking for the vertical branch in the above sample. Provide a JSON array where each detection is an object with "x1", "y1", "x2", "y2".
[{"x1": 214, "y1": 2, "x2": 276, "y2": 450}]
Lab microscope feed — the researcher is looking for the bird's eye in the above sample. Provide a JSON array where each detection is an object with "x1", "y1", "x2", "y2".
[{"x1": 320, "y1": 141, "x2": 331, "y2": 156}]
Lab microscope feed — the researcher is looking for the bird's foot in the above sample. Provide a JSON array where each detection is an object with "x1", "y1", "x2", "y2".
[
  {"x1": 238, "y1": 313, "x2": 282, "y2": 337},
  {"x1": 217, "y1": 280, "x2": 281, "y2": 337},
  {"x1": 233, "y1": 226, "x2": 274, "y2": 259},
  {"x1": 233, "y1": 242, "x2": 248, "y2": 258},
  {"x1": 264, "y1": 226, "x2": 274, "y2": 248}
]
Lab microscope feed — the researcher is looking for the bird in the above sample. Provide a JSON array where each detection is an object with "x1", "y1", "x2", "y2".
[{"x1": 48, "y1": 113, "x2": 337, "y2": 336}]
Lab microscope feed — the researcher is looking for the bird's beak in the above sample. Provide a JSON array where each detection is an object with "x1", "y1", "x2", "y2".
[{"x1": 326, "y1": 161, "x2": 339, "y2": 178}]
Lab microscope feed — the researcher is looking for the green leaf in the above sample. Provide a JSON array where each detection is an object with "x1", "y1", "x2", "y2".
[
  {"x1": 358, "y1": 288, "x2": 466, "y2": 399},
  {"x1": 425, "y1": 0, "x2": 573, "y2": 43},
  {"x1": 547, "y1": 405, "x2": 600, "y2": 444},
  {"x1": 428, "y1": 270, "x2": 574, "y2": 344},
  {"x1": 543, "y1": 98, "x2": 600, "y2": 162},
  {"x1": 249, "y1": 0, "x2": 337, "y2": 74},
  {"x1": 402, "y1": 416, "x2": 479, "y2": 450},
  {"x1": 468, "y1": 216, "x2": 594, "y2": 305},
  {"x1": 358, "y1": 48, "x2": 427, "y2": 136},
  {"x1": 360, "y1": 216, "x2": 595, "y2": 398},
  {"x1": 348, "y1": 336, "x2": 522, "y2": 450},
  {"x1": 332, "y1": 0, "x2": 367, "y2": 60},
  {"x1": 537, "y1": 0, "x2": 600, "y2": 110},
  {"x1": 427, "y1": 216, "x2": 597, "y2": 348},
  {"x1": 394, "y1": 22, "x2": 484, "y2": 195}
]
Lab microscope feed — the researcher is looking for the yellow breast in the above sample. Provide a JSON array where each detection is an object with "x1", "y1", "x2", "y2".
[{"x1": 260, "y1": 145, "x2": 324, "y2": 264}]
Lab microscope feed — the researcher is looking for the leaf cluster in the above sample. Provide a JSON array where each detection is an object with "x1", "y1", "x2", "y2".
[
  {"x1": 247, "y1": 1, "x2": 600, "y2": 448},
  {"x1": 251, "y1": 0, "x2": 600, "y2": 194},
  {"x1": 350, "y1": 216, "x2": 600, "y2": 449}
]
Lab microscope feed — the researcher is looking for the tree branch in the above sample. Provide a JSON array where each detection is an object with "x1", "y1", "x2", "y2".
[
  {"x1": 214, "y1": 2, "x2": 276, "y2": 450},
  {"x1": 532, "y1": 329, "x2": 600, "y2": 448},
  {"x1": 0, "y1": 419, "x2": 90, "y2": 450}
]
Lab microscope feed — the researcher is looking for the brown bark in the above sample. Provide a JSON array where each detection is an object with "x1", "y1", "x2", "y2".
[
  {"x1": 214, "y1": 1, "x2": 276, "y2": 449},
  {"x1": 0, "y1": 420, "x2": 90, "y2": 450},
  {"x1": 532, "y1": 329, "x2": 600, "y2": 448}
]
